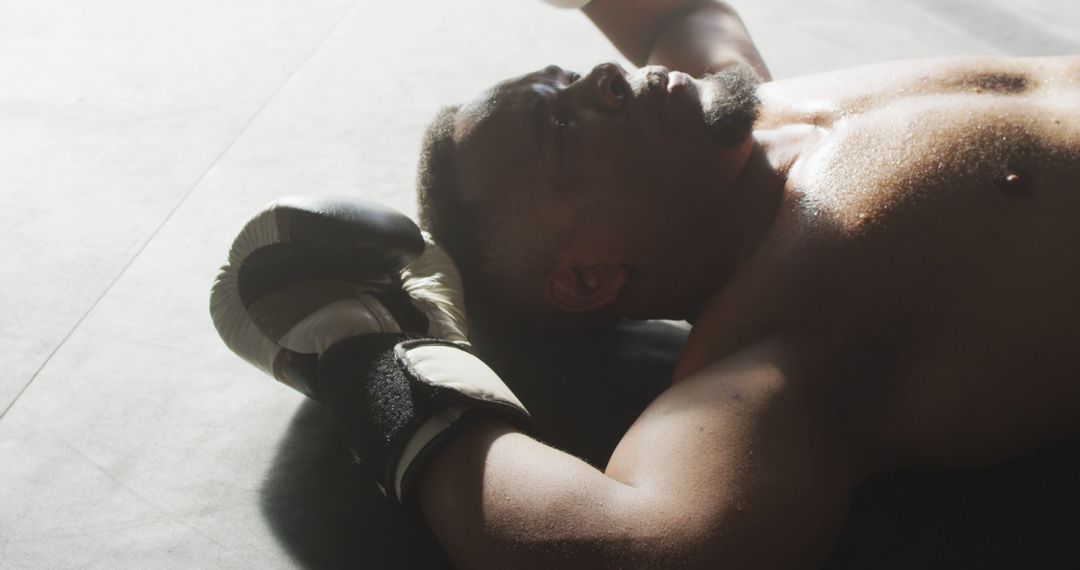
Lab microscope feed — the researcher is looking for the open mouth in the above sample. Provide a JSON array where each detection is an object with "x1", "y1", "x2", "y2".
[
  {"x1": 629, "y1": 66, "x2": 699, "y2": 126},
  {"x1": 667, "y1": 71, "x2": 692, "y2": 92},
  {"x1": 632, "y1": 66, "x2": 670, "y2": 116},
  {"x1": 645, "y1": 66, "x2": 670, "y2": 94}
]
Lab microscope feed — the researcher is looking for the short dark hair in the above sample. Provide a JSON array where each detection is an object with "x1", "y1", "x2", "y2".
[
  {"x1": 415, "y1": 105, "x2": 503, "y2": 322},
  {"x1": 416, "y1": 105, "x2": 467, "y2": 256},
  {"x1": 416, "y1": 106, "x2": 578, "y2": 329}
]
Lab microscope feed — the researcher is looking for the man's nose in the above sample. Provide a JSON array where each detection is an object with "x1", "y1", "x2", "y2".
[{"x1": 570, "y1": 62, "x2": 630, "y2": 113}]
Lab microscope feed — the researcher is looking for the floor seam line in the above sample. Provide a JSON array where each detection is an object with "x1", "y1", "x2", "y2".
[{"x1": 0, "y1": 0, "x2": 361, "y2": 424}]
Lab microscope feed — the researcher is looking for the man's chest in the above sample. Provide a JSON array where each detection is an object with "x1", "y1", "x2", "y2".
[{"x1": 683, "y1": 96, "x2": 1080, "y2": 469}]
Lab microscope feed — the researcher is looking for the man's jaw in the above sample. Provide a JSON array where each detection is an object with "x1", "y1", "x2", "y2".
[{"x1": 697, "y1": 66, "x2": 763, "y2": 147}]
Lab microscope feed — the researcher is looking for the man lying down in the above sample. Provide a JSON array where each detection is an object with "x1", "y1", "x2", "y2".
[{"x1": 211, "y1": 0, "x2": 1080, "y2": 567}]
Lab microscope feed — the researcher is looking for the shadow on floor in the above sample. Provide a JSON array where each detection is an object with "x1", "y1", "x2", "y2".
[
  {"x1": 258, "y1": 398, "x2": 450, "y2": 569},
  {"x1": 260, "y1": 319, "x2": 1080, "y2": 568}
]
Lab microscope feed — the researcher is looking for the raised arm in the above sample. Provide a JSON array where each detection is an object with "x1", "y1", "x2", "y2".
[
  {"x1": 419, "y1": 340, "x2": 856, "y2": 569},
  {"x1": 583, "y1": 0, "x2": 771, "y2": 81}
]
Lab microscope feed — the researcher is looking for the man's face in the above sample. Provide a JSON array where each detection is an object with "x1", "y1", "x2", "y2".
[{"x1": 452, "y1": 62, "x2": 758, "y2": 292}]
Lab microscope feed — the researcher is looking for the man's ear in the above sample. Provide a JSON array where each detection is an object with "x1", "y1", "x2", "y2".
[{"x1": 546, "y1": 262, "x2": 628, "y2": 312}]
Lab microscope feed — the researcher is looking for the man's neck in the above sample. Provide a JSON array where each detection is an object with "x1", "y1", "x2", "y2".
[{"x1": 682, "y1": 131, "x2": 809, "y2": 320}]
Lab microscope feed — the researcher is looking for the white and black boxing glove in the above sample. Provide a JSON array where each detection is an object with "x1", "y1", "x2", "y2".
[{"x1": 210, "y1": 193, "x2": 531, "y2": 505}]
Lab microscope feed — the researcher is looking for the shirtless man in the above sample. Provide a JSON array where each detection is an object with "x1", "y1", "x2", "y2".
[{"x1": 212, "y1": 0, "x2": 1080, "y2": 567}]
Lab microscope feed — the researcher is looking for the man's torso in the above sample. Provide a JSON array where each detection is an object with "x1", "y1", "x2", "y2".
[{"x1": 683, "y1": 56, "x2": 1080, "y2": 471}]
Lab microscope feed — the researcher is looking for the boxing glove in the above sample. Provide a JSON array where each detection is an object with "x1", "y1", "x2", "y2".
[
  {"x1": 210, "y1": 193, "x2": 467, "y2": 398},
  {"x1": 210, "y1": 193, "x2": 531, "y2": 504}
]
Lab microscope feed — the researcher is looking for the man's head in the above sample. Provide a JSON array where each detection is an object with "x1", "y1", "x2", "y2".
[{"x1": 417, "y1": 62, "x2": 761, "y2": 326}]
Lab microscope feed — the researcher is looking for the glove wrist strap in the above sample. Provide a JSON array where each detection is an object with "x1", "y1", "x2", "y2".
[{"x1": 318, "y1": 335, "x2": 531, "y2": 506}]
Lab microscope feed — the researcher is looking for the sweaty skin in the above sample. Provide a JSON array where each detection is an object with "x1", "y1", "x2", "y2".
[
  {"x1": 415, "y1": 2, "x2": 1080, "y2": 568},
  {"x1": 679, "y1": 55, "x2": 1080, "y2": 468}
]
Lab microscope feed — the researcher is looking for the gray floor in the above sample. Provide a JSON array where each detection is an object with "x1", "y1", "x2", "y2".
[{"x1": 2, "y1": 1, "x2": 1079, "y2": 568}]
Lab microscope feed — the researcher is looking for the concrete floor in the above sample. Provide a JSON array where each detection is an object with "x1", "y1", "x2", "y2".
[{"x1": 2, "y1": 0, "x2": 1079, "y2": 568}]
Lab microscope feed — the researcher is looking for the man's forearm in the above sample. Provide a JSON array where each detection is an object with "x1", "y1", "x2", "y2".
[
  {"x1": 647, "y1": 1, "x2": 771, "y2": 80},
  {"x1": 584, "y1": 0, "x2": 771, "y2": 81}
]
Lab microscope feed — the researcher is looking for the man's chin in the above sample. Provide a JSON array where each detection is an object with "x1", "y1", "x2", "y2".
[{"x1": 698, "y1": 66, "x2": 762, "y2": 147}]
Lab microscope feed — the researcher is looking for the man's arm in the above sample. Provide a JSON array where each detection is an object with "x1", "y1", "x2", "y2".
[
  {"x1": 583, "y1": 0, "x2": 772, "y2": 80},
  {"x1": 418, "y1": 340, "x2": 855, "y2": 569}
]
